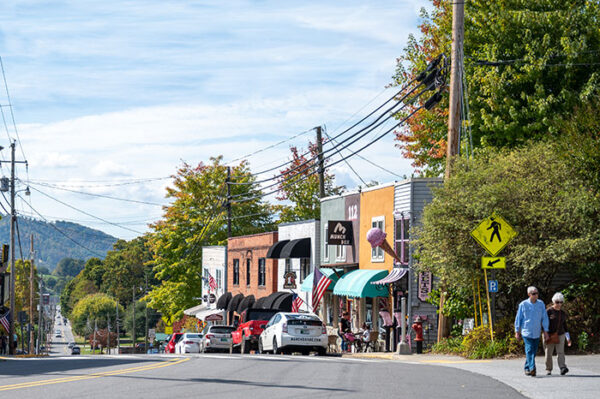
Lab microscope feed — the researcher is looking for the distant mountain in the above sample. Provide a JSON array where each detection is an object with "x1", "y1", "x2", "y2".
[{"x1": 0, "y1": 215, "x2": 118, "y2": 270}]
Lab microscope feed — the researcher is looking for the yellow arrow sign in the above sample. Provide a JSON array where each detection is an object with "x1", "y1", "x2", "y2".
[
  {"x1": 481, "y1": 257, "x2": 506, "y2": 269},
  {"x1": 471, "y1": 214, "x2": 517, "y2": 256}
]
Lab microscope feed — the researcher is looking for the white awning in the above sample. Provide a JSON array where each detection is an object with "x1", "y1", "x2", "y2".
[
  {"x1": 183, "y1": 304, "x2": 207, "y2": 316},
  {"x1": 371, "y1": 268, "x2": 408, "y2": 285}
]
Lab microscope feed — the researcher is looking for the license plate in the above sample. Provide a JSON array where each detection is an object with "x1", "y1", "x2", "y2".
[
  {"x1": 221, "y1": 338, "x2": 228, "y2": 342},
  {"x1": 300, "y1": 329, "x2": 309, "y2": 335}
]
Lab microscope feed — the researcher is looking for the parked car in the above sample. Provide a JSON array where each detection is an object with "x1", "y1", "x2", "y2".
[
  {"x1": 165, "y1": 333, "x2": 183, "y2": 354},
  {"x1": 259, "y1": 312, "x2": 327, "y2": 356},
  {"x1": 71, "y1": 346, "x2": 81, "y2": 355},
  {"x1": 231, "y1": 308, "x2": 279, "y2": 354},
  {"x1": 175, "y1": 333, "x2": 203, "y2": 354},
  {"x1": 201, "y1": 325, "x2": 235, "y2": 353}
]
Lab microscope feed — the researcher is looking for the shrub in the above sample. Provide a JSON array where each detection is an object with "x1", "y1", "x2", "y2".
[{"x1": 431, "y1": 336, "x2": 464, "y2": 355}]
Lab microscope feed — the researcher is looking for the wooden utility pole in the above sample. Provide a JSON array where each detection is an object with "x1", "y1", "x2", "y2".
[
  {"x1": 315, "y1": 126, "x2": 325, "y2": 199},
  {"x1": 438, "y1": 0, "x2": 465, "y2": 342},
  {"x1": 29, "y1": 234, "x2": 35, "y2": 353},
  {"x1": 226, "y1": 166, "x2": 232, "y2": 238}
]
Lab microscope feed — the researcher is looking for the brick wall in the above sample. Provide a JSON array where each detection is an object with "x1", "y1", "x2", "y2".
[{"x1": 227, "y1": 231, "x2": 278, "y2": 299}]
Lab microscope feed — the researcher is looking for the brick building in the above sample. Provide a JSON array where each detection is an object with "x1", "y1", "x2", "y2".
[{"x1": 227, "y1": 232, "x2": 279, "y2": 298}]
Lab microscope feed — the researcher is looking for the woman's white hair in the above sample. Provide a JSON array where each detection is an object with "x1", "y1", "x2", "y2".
[
  {"x1": 552, "y1": 292, "x2": 565, "y2": 303},
  {"x1": 527, "y1": 286, "x2": 538, "y2": 295}
]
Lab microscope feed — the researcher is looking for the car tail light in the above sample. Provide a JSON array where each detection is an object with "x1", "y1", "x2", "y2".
[
  {"x1": 205, "y1": 334, "x2": 214, "y2": 340},
  {"x1": 185, "y1": 340, "x2": 194, "y2": 344},
  {"x1": 282, "y1": 323, "x2": 288, "y2": 333},
  {"x1": 321, "y1": 323, "x2": 327, "y2": 334}
]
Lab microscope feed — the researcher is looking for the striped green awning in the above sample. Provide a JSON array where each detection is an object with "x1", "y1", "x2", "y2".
[{"x1": 332, "y1": 269, "x2": 389, "y2": 298}]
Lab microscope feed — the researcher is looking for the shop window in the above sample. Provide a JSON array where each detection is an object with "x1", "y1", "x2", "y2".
[
  {"x1": 300, "y1": 258, "x2": 310, "y2": 281},
  {"x1": 323, "y1": 224, "x2": 329, "y2": 260},
  {"x1": 335, "y1": 244, "x2": 346, "y2": 262},
  {"x1": 371, "y1": 216, "x2": 385, "y2": 262},
  {"x1": 233, "y1": 259, "x2": 239, "y2": 285},
  {"x1": 395, "y1": 216, "x2": 410, "y2": 265},
  {"x1": 285, "y1": 258, "x2": 292, "y2": 273},
  {"x1": 203, "y1": 267, "x2": 209, "y2": 290},
  {"x1": 246, "y1": 258, "x2": 252, "y2": 286},
  {"x1": 258, "y1": 258, "x2": 266, "y2": 286},
  {"x1": 216, "y1": 269, "x2": 222, "y2": 290}
]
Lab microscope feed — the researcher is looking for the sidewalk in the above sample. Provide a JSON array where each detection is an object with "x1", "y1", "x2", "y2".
[{"x1": 343, "y1": 352, "x2": 600, "y2": 399}]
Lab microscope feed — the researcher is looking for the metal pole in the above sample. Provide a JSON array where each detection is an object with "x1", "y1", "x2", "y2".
[
  {"x1": 29, "y1": 234, "x2": 34, "y2": 353},
  {"x1": 132, "y1": 287, "x2": 136, "y2": 352},
  {"x1": 144, "y1": 273, "x2": 148, "y2": 354},
  {"x1": 93, "y1": 319, "x2": 97, "y2": 354},
  {"x1": 116, "y1": 301, "x2": 120, "y2": 354},
  {"x1": 8, "y1": 142, "x2": 15, "y2": 355},
  {"x1": 315, "y1": 126, "x2": 325, "y2": 198},
  {"x1": 483, "y1": 269, "x2": 494, "y2": 341},
  {"x1": 397, "y1": 297, "x2": 410, "y2": 354},
  {"x1": 107, "y1": 315, "x2": 110, "y2": 355},
  {"x1": 36, "y1": 278, "x2": 42, "y2": 354}
]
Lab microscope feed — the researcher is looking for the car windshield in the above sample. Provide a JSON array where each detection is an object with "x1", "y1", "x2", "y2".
[
  {"x1": 245, "y1": 309, "x2": 278, "y2": 322},
  {"x1": 285, "y1": 314, "x2": 322, "y2": 326},
  {"x1": 210, "y1": 326, "x2": 235, "y2": 334},
  {"x1": 185, "y1": 334, "x2": 202, "y2": 339}
]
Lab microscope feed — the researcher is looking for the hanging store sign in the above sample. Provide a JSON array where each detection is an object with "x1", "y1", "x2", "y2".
[
  {"x1": 283, "y1": 271, "x2": 297, "y2": 289},
  {"x1": 418, "y1": 272, "x2": 432, "y2": 302},
  {"x1": 327, "y1": 221, "x2": 354, "y2": 245}
]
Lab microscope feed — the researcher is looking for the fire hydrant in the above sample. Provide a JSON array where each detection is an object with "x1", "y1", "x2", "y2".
[{"x1": 412, "y1": 316, "x2": 424, "y2": 354}]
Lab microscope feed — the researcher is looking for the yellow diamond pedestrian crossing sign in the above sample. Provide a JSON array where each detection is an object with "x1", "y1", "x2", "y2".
[{"x1": 471, "y1": 214, "x2": 517, "y2": 256}]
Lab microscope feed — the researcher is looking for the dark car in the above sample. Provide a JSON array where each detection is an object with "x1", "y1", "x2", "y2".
[
  {"x1": 165, "y1": 333, "x2": 183, "y2": 354},
  {"x1": 71, "y1": 346, "x2": 81, "y2": 355}
]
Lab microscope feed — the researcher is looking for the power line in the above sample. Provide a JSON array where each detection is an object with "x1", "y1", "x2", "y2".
[
  {"x1": 27, "y1": 176, "x2": 171, "y2": 187},
  {"x1": 321, "y1": 127, "x2": 366, "y2": 185},
  {"x1": 26, "y1": 180, "x2": 166, "y2": 207},
  {"x1": 28, "y1": 186, "x2": 145, "y2": 235},
  {"x1": 18, "y1": 195, "x2": 106, "y2": 258}
]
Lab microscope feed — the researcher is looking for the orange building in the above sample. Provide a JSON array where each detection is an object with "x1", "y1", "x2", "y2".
[{"x1": 359, "y1": 183, "x2": 396, "y2": 271}]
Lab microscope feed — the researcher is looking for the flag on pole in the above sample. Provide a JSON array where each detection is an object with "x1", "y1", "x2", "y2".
[
  {"x1": 312, "y1": 267, "x2": 332, "y2": 309},
  {"x1": 208, "y1": 274, "x2": 217, "y2": 292},
  {"x1": 0, "y1": 310, "x2": 10, "y2": 333},
  {"x1": 291, "y1": 293, "x2": 304, "y2": 313}
]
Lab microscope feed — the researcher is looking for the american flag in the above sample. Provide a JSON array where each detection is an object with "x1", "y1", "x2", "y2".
[
  {"x1": 208, "y1": 273, "x2": 217, "y2": 292},
  {"x1": 312, "y1": 267, "x2": 332, "y2": 310},
  {"x1": 0, "y1": 310, "x2": 10, "y2": 333},
  {"x1": 291, "y1": 293, "x2": 304, "y2": 313}
]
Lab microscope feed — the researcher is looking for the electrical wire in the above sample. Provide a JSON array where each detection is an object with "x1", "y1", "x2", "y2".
[
  {"x1": 321, "y1": 127, "x2": 366, "y2": 185},
  {"x1": 18, "y1": 194, "x2": 106, "y2": 258},
  {"x1": 27, "y1": 176, "x2": 171, "y2": 186},
  {"x1": 28, "y1": 185, "x2": 145, "y2": 235},
  {"x1": 26, "y1": 180, "x2": 166, "y2": 207}
]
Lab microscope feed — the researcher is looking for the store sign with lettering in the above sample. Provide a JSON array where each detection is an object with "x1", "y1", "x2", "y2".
[
  {"x1": 327, "y1": 221, "x2": 354, "y2": 245},
  {"x1": 418, "y1": 272, "x2": 432, "y2": 302}
]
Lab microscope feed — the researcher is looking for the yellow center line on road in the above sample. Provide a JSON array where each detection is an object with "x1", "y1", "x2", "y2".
[{"x1": 0, "y1": 358, "x2": 189, "y2": 392}]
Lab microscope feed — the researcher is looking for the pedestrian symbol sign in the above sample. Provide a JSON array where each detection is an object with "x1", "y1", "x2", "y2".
[
  {"x1": 471, "y1": 214, "x2": 517, "y2": 256},
  {"x1": 481, "y1": 257, "x2": 506, "y2": 269},
  {"x1": 488, "y1": 280, "x2": 498, "y2": 293}
]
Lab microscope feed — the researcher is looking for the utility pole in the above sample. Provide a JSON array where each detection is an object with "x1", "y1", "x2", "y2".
[
  {"x1": 93, "y1": 319, "x2": 97, "y2": 354},
  {"x1": 144, "y1": 273, "x2": 148, "y2": 354},
  {"x1": 116, "y1": 301, "x2": 120, "y2": 354},
  {"x1": 29, "y1": 234, "x2": 34, "y2": 353},
  {"x1": 36, "y1": 278, "x2": 42, "y2": 354},
  {"x1": 315, "y1": 126, "x2": 325, "y2": 199},
  {"x1": 438, "y1": 0, "x2": 465, "y2": 342},
  {"x1": 107, "y1": 315, "x2": 110, "y2": 355},
  {"x1": 132, "y1": 287, "x2": 136, "y2": 352},
  {"x1": 9, "y1": 142, "x2": 15, "y2": 355},
  {"x1": 226, "y1": 166, "x2": 232, "y2": 238}
]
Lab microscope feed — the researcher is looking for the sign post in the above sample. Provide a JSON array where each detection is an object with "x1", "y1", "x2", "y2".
[{"x1": 471, "y1": 213, "x2": 518, "y2": 341}]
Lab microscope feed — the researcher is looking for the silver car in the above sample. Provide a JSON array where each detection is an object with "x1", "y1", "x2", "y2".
[{"x1": 201, "y1": 325, "x2": 235, "y2": 353}]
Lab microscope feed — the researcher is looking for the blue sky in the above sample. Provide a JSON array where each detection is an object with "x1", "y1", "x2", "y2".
[{"x1": 0, "y1": 0, "x2": 431, "y2": 240}]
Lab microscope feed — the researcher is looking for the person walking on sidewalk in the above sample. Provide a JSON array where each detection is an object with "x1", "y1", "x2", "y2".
[
  {"x1": 544, "y1": 292, "x2": 571, "y2": 376},
  {"x1": 515, "y1": 286, "x2": 550, "y2": 377}
]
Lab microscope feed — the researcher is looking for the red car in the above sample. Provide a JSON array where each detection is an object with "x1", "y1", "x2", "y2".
[
  {"x1": 230, "y1": 309, "x2": 278, "y2": 354},
  {"x1": 165, "y1": 333, "x2": 183, "y2": 354}
]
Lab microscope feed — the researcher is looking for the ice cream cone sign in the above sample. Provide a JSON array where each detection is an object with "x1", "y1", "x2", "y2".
[{"x1": 366, "y1": 227, "x2": 401, "y2": 263}]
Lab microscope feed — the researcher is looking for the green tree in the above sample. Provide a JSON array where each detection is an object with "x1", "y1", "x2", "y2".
[
  {"x1": 60, "y1": 274, "x2": 98, "y2": 317},
  {"x1": 274, "y1": 142, "x2": 343, "y2": 222},
  {"x1": 123, "y1": 300, "x2": 161, "y2": 338},
  {"x1": 391, "y1": 0, "x2": 600, "y2": 174},
  {"x1": 52, "y1": 257, "x2": 85, "y2": 278},
  {"x1": 70, "y1": 293, "x2": 123, "y2": 336},
  {"x1": 413, "y1": 140, "x2": 600, "y2": 313},
  {"x1": 146, "y1": 157, "x2": 274, "y2": 318}
]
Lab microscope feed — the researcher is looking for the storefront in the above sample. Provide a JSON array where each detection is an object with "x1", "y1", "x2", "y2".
[{"x1": 202, "y1": 246, "x2": 226, "y2": 306}]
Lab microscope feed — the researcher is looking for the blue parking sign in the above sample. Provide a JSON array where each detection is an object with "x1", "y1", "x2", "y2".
[{"x1": 488, "y1": 280, "x2": 498, "y2": 293}]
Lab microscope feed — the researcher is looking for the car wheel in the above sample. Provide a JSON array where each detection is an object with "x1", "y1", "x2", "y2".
[
  {"x1": 258, "y1": 338, "x2": 265, "y2": 354},
  {"x1": 301, "y1": 349, "x2": 310, "y2": 356},
  {"x1": 273, "y1": 338, "x2": 282, "y2": 355},
  {"x1": 317, "y1": 347, "x2": 327, "y2": 356}
]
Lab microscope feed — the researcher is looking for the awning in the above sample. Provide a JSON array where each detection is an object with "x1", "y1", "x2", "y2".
[
  {"x1": 216, "y1": 292, "x2": 232, "y2": 310},
  {"x1": 237, "y1": 295, "x2": 255, "y2": 313},
  {"x1": 227, "y1": 293, "x2": 244, "y2": 312},
  {"x1": 254, "y1": 296, "x2": 268, "y2": 309},
  {"x1": 266, "y1": 240, "x2": 290, "y2": 259},
  {"x1": 184, "y1": 303, "x2": 207, "y2": 316},
  {"x1": 333, "y1": 269, "x2": 390, "y2": 298},
  {"x1": 371, "y1": 268, "x2": 408, "y2": 285},
  {"x1": 195, "y1": 308, "x2": 224, "y2": 321},
  {"x1": 258, "y1": 292, "x2": 292, "y2": 311},
  {"x1": 300, "y1": 268, "x2": 344, "y2": 292},
  {"x1": 280, "y1": 238, "x2": 311, "y2": 259}
]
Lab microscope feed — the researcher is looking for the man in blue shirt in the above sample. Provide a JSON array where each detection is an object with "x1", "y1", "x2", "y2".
[{"x1": 515, "y1": 286, "x2": 550, "y2": 376}]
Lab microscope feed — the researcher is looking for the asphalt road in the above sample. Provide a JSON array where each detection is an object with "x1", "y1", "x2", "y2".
[{"x1": 0, "y1": 353, "x2": 525, "y2": 399}]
